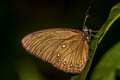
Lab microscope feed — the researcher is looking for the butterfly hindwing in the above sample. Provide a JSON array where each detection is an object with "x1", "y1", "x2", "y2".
[
  {"x1": 51, "y1": 36, "x2": 89, "y2": 73},
  {"x1": 22, "y1": 28, "x2": 89, "y2": 73}
]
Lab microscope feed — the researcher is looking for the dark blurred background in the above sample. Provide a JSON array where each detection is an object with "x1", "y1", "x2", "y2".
[{"x1": 1, "y1": 0, "x2": 120, "y2": 80}]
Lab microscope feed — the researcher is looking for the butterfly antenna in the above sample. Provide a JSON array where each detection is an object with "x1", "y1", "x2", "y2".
[{"x1": 83, "y1": 6, "x2": 91, "y2": 31}]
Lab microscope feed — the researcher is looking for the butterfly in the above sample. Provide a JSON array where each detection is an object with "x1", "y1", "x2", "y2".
[{"x1": 21, "y1": 15, "x2": 93, "y2": 73}]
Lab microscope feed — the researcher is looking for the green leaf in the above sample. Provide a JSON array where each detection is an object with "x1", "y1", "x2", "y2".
[
  {"x1": 71, "y1": 2, "x2": 120, "y2": 80},
  {"x1": 90, "y1": 42, "x2": 120, "y2": 80}
]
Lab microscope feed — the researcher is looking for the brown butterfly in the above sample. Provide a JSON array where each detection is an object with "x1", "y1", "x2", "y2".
[{"x1": 21, "y1": 15, "x2": 93, "y2": 73}]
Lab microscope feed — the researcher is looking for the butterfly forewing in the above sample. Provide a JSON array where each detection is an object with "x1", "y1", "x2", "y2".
[{"x1": 22, "y1": 28, "x2": 89, "y2": 73}]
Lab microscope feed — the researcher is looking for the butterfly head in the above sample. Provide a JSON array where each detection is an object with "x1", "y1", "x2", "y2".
[{"x1": 81, "y1": 13, "x2": 92, "y2": 42}]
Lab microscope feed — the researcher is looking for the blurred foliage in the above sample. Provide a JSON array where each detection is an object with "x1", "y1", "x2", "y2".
[
  {"x1": 71, "y1": 2, "x2": 120, "y2": 80},
  {"x1": 15, "y1": 58, "x2": 46, "y2": 80},
  {"x1": 90, "y1": 42, "x2": 120, "y2": 80}
]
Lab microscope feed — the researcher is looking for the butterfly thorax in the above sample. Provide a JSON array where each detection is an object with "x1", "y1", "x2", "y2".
[{"x1": 82, "y1": 26, "x2": 91, "y2": 42}]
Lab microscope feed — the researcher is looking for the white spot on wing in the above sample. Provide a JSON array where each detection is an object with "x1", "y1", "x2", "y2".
[
  {"x1": 70, "y1": 64, "x2": 72, "y2": 67},
  {"x1": 63, "y1": 62, "x2": 66, "y2": 65},
  {"x1": 76, "y1": 64, "x2": 79, "y2": 68},
  {"x1": 57, "y1": 53, "x2": 60, "y2": 57},
  {"x1": 62, "y1": 44, "x2": 66, "y2": 48},
  {"x1": 58, "y1": 59, "x2": 61, "y2": 62}
]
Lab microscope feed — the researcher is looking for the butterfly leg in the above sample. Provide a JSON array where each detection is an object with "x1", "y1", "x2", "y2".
[{"x1": 89, "y1": 29, "x2": 99, "y2": 38}]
